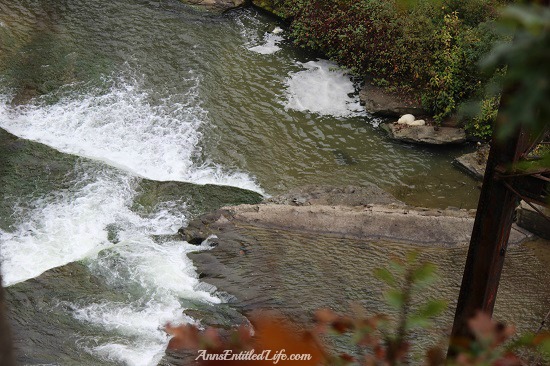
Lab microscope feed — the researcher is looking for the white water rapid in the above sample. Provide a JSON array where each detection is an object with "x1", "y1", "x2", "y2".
[
  {"x1": 0, "y1": 74, "x2": 257, "y2": 365},
  {"x1": 0, "y1": 78, "x2": 262, "y2": 191}
]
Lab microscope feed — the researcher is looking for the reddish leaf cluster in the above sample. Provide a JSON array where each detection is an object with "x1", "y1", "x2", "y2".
[
  {"x1": 166, "y1": 311, "x2": 325, "y2": 365},
  {"x1": 166, "y1": 309, "x2": 550, "y2": 366}
]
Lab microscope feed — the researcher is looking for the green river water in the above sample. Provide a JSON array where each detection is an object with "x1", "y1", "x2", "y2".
[{"x1": 0, "y1": 1, "x2": 548, "y2": 365}]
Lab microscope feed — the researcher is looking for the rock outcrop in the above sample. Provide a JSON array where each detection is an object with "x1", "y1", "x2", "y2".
[
  {"x1": 185, "y1": 197, "x2": 531, "y2": 248},
  {"x1": 383, "y1": 123, "x2": 467, "y2": 145},
  {"x1": 185, "y1": 185, "x2": 539, "y2": 328},
  {"x1": 454, "y1": 145, "x2": 490, "y2": 180}
]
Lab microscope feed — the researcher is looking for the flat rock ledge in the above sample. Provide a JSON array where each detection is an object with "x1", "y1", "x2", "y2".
[
  {"x1": 383, "y1": 123, "x2": 467, "y2": 145},
  {"x1": 184, "y1": 202, "x2": 531, "y2": 247},
  {"x1": 182, "y1": 185, "x2": 531, "y2": 248},
  {"x1": 183, "y1": 185, "x2": 538, "y2": 331},
  {"x1": 454, "y1": 145, "x2": 490, "y2": 180}
]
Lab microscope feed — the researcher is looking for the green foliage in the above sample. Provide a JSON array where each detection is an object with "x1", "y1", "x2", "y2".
[
  {"x1": 428, "y1": 11, "x2": 501, "y2": 126},
  {"x1": 444, "y1": 0, "x2": 501, "y2": 26},
  {"x1": 464, "y1": 96, "x2": 500, "y2": 140},
  {"x1": 482, "y1": 4, "x2": 550, "y2": 141},
  {"x1": 257, "y1": 0, "x2": 504, "y2": 127},
  {"x1": 375, "y1": 252, "x2": 447, "y2": 334}
]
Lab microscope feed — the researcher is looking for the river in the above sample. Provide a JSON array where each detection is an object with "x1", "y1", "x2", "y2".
[{"x1": 0, "y1": 1, "x2": 547, "y2": 365}]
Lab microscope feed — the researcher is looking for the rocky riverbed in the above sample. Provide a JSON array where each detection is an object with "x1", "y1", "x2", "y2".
[{"x1": 181, "y1": 185, "x2": 546, "y2": 337}]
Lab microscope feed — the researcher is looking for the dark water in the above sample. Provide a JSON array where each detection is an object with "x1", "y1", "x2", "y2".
[{"x1": 0, "y1": 1, "x2": 545, "y2": 365}]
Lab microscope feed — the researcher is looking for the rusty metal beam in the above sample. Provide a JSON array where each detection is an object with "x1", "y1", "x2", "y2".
[{"x1": 447, "y1": 91, "x2": 535, "y2": 355}]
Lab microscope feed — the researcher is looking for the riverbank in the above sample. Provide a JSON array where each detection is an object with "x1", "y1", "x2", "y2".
[
  {"x1": 179, "y1": 0, "x2": 502, "y2": 141},
  {"x1": 245, "y1": 0, "x2": 501, "y2": 137}
]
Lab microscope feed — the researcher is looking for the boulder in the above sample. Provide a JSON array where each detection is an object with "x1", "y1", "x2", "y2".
[
  {"x1": 383, "y1": 123, "x2": 467, "y2": 145},
  {"x1": 407, "y1": 119, "x2": 426, "y2": 126},
  {"x1": 397, "y1": 114, "x2": 415, "y2": 124},
  {"x1": 454, "y1": 145, "x2": 490, "y2": 180},
  {"x1": 179, "y1": 0, "x2": 247, "y2": 12},
  {"x1": 516, "y1": 201, "x2": 550, "y2": 239},
  {"x1": 359, "y1": 83, "x2": 425, "y2": 117}
]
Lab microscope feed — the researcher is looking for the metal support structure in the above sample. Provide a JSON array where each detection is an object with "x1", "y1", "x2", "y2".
[{"x1": 446, "y1": 85, "x2": 547, "y2": 355}]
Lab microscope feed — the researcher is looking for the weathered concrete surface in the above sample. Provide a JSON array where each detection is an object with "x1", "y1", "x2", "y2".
[
  {"x1": 383, "y1": 123, "x2": 467, "y2": 145},
  {"x1": 359, "y1": 83, "x2": 425, "y2": 117},
  {"x1": 454, "y1": 145, "x2": 489, "y2": 180},
  {"x1": 185, "y1": 202, "x2": 531, "y2": 247},
  {"x1": 179, "y1": 0, "x2": 246, "y2": 12}
]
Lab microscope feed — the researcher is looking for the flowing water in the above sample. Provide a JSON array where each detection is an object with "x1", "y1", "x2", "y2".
[{"x1": 0, "y1": 1, "x2": 547, "y2": 365}]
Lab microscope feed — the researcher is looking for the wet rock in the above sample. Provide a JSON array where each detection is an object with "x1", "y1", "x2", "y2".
[
  {"x1": 359, "y1": 83, "x2": 425, "y2": 117},
  {"x1": 454, "y1": 144, "x2": 489, "y2": 180},
  {"x1": 134, "y1": 180, "x2": 262, "y2": 218},
  {"x1": 178, "y1": 226, "x2": 209, "y2": 245},
  {"x1": 382, "y1": 123, "x2": 466, "y2": 145},
  {"x1": 184, "y1": 185, "x2": 530, "y2": 249},
  {"x1": 179, "y1": 0, "x2": 246, "y2": 12},
  {"x1": 516, "y1": 201, "x2": 550, "y2": 240}
]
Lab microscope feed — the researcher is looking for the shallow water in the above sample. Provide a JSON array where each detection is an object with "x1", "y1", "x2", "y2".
[
  {"x1": 191, "y1": 224, "x2": 550, "y2": 358},
  {"x1": 0, "y1": 1, "x2": 534, "y2": 365}
]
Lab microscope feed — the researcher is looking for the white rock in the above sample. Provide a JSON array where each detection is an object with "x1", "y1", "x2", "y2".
[
  {"x1": 272, "y1": 27, "x2": 284, "y2": 34},
  {"x1": 407, "y1": 119, "x2": 426, "y2": 126},
  {"x1": 397, "y1": 114, "x2": 415, "y2": 124}
]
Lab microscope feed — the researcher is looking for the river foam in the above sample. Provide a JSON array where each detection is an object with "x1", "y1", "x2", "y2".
[
  {"x1": 70, "y1": 238, "x2": 217, "y2": 366},
  {"x1": 248, "y1": 32, "x2": 283, "y2": 55},
  {"x1": 0, "y1": 167, "x2": 132, "y2": 286},
  {"x1": 284, "y1": 60, "x2": 365, "y2": 118},
  {"x1": 0, "y1": 161, "x2": 219, "y2": 365},
  {"x1": 0, "y1": 73, "x2": 251, "y2": 365}
]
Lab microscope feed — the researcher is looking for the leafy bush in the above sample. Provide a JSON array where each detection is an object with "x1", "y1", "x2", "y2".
[
  {"x1": 253, "y1": 0, "x2": 503, "y2": 135},
  {"x1": 464, "y1": 96, "x2": 500, "y2": 140},
  {"x1": 423, "y1": 12, "x2": 496, "y2": 125}
]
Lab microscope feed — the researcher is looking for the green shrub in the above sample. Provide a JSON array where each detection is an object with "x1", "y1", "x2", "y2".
[
  {"x1": 465, "y1": 96, "x2": 500, "y2": 139},
  {"x1": 257, "y1": 0, "x2": 503, "y2": 128}
]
